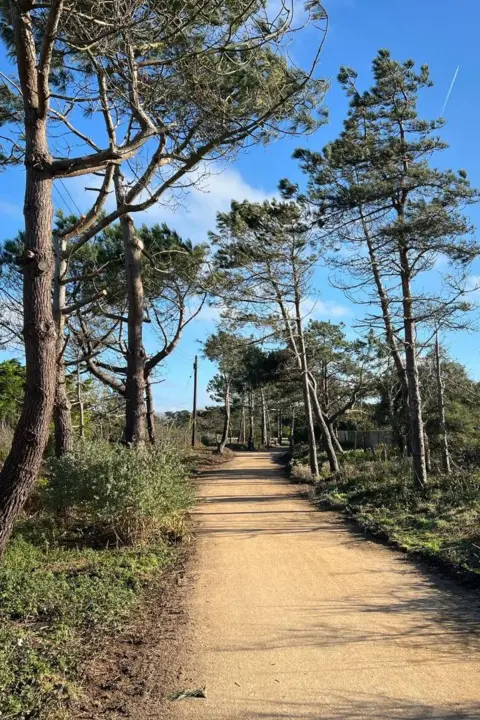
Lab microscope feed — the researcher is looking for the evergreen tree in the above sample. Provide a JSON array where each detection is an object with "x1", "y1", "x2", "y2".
[
  {"x1": 212, "y1": 199, "x2": 340, "y2": 475},
  {"x1": 293, "y1": 50, "x2": 479, "y2": 485}
]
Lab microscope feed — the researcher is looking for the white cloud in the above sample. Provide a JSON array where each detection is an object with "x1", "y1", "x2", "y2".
[
  {"x1": 301, "y1": 296, "x2": 351, "y2": 320},
  {"x1": 138, "y1": 164, "x2": 273, "y2": 244},
  {"x1": 62, "y1": 163, "x2": 273, "y2": 245},
  {"x1": 194, "y1": 303, "x2": 224, "y2": 324}
]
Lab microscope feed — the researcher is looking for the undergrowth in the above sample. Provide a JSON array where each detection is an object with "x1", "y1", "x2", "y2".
[
  {"x1": 0, "y1": 440, "x2": 194, "y2": 719},
  {"x1": 292, "y1": 449, "x2": 480, "y2": 578}
]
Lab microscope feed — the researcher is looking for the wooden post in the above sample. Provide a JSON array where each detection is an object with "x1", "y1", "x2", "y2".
[{"x1": 191, "y1": 355, "x2": 198, "y2": 448}]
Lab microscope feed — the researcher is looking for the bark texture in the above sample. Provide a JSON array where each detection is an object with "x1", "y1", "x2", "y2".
[
  {"x1": 218, "y1": 380, "x2": 231, "y2": 454},
  {"x1": 239, "y1": 403, "x2": 246, "y2": 444},
  {"x1": 53, "y1": 234, "x2": 73, "y2": 456},
  {"x1": 309, "y1": 382, "x2": 339, "y2": 474},
  {"x1": 0, "y1": 2, "x2": 58, "y2": 554},
  {"x1": 120, "y1": 207, "x2": 146, "y2": 445},
  {"x1": 145, "y1": 375, "x2": 156, "y2": 445},
  {"x1": 260, "y1": 389, "x2": 268, "y2": 447},
  {"x1": 248, "y1": 391, "x2": 255, "y2": 451},
  {"x1": 400, "y1": 247, "x2": 427, "y2": 487}
]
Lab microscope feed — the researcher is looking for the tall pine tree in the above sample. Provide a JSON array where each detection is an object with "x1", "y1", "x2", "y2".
[{"x1": 293, "y1": 50, "x2": 479, "y2": 486}]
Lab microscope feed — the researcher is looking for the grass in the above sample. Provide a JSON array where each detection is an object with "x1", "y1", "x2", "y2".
[
  {"x1": 0, "y1": 441, "x2": 195, "y2": 719},
  {"x1": 291, "y1": 447, "x2": 480, "y2": 579},
  {"x1": 0, "y1": 531, "x2": 176, "y2": 718}
]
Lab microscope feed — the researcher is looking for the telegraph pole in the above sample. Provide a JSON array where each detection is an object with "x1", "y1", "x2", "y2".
[{"x1": 191, "y1": 355, "x2": 198, "y2": 448}]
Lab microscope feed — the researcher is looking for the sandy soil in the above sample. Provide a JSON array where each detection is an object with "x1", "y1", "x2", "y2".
[{"x1": 164, "y1": 450, "x2": 480, "y2": 720}]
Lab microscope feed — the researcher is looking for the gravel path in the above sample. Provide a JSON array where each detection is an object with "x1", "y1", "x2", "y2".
[{"x1": 167, "y1": 450, "x2": 480, "y2": 720}]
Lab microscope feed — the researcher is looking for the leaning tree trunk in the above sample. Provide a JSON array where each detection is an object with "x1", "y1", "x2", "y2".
[
  {"x1": 293, "y1": 299, "x2": 319, "y2": 477},
  {"x1": 0, "y1": 22, "x2": 57, "y2": 554},
  {"x1": 300, "y1": 373, "x2": 319, "y2": 477},
  {"x1": 435, "y1": 331, "x2": 451, "y2": 474},
  {"x1": 218, "y1": 381, "x2": 230, "y2": 454},
  {"x1": 364, "y1": 218, "x2": 411, "y2": 449},
  {"x1": 53, "y1": 234, "x2": 73, "y2": 456},
  {"x1": 119, "y1": 206, "x2": 146, "y2": 445},
  {"x1": 327, "y1": 420, "x2": 344, "y2": 455},
  {"x1": 400, "y1": 250, "x2": 427, "y2": 487},
  {"x1": 309, "y1": 387, "x2": 340, "y2": 474},
  {"x1": 145, "y1": 375, "x2": 156, "y2": 445}
]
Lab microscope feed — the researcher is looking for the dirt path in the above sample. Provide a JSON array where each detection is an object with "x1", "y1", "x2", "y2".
[{"x1": 166, "y1": 451, "x2": 480, "y2": 720}]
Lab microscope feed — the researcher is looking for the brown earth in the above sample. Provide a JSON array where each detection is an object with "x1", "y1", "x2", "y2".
[{"x1": 163, "y1": 450, "x2": 480, "y2": 720}]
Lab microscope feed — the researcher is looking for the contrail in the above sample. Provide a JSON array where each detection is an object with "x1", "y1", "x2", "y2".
[{"x1": 441, "y1": 65, "x2": 460, "y2": 116}]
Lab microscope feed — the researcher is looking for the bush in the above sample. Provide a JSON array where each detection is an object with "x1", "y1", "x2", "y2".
[
  {"x1": 0, "y1": 422, "x2": 13, "y2": 462},
  {"x1": 290, "y1": 462, "x2": 315, "y2": 483},
  {"x1": 45, "y1": 441, "x2": 194, "y2": 544},
  {"x1": 0, "y1": 439, "x2": 195, "y2": 717}
]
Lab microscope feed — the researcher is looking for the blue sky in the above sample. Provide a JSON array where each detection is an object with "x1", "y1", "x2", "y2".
[{"x1": 1, "y1": 0, "x2": 480, "y2": 411}]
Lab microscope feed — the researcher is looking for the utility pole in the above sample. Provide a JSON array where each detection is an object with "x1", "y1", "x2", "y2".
[{"x1": 191, "y1": 355, "x2": 198, "y2": 448}]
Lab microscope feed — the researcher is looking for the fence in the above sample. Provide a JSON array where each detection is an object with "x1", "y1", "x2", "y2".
[{"x1": 336, "y1": 429, "x2": 397, "y2": 451}]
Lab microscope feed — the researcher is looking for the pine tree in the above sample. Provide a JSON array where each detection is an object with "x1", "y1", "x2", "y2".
[{"x1": 293, "y1": 50, "x2": 479, "y2": 486}]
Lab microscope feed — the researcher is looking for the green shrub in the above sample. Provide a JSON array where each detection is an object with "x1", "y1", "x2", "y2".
[
  {"x1": 0, "y1": 422, "x2": 13, "y2": 462},
  {"x1": 45, "y1": 441, "x2": 194, "y2": 544},
  {"x1": 290, "y1": 462, "x2": 315, "y2": 483}
]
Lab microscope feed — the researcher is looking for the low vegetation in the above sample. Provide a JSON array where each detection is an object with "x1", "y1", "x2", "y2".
[
  {"x1": 291, "y1": 447, "x2": 480, "y2": 578},
  {"x1": 0, "y1": 5, "x2": 479, "y2": 716},
  {"x1": 0, "y1": 440, "x2": 194, "y2": 719}
]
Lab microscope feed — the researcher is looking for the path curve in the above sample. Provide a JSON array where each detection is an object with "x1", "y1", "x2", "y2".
[{"x1": 167, "y1": 451, "x2": 480, "y2": 720}]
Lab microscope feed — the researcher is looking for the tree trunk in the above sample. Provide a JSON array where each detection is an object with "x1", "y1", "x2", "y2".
[
  {"x1": 424, "y1": 429, "x2": 432, "y2": 473},
  {"x1": 118, "y1": 200, "x2": 146, "y2": 445},
  {"x1": 363, "y1": 216, "x2": 409, "y2": 395},
  {"x1": 328, "y1": 421, "x2": 343, "y2": 454},
  {"x1": 247, "y1": 391, "x2": 255, "y2": 450},
  {"x1": 400, "y1": 248, "x2": 427, "y2": 487},
  {"x1": 293, "y1": 296, "x2": 319, "y2": 477},
  {"x1": 145, "y1": 375, "x2": 156, "y2": 445},
  {"x1": 260, "y1": 389, "x2": 268, "y2": 447},
  {"x1": 239, "y1": 401, "x2": 246, "y2": 444},
  {"x1": 0, "y1": 9, "x2": 57, "y2": 553},
  {"x1": 364, "y1": 216, "x2": 411, "y2": 447},
  {"x1": 53, "y1": 234, "x2": 73, "y2": 456},
  {"x1": 308, "y1": 383, "x2": 340, "y2": 474},
  {"x1": 218, "y1": 380, "x2": 230, "y2": 454},
  {"x1": 289, "y1": 406, "x2": 295, "y2": 450},
  {"x1": 389, "y1": 385, "x2": 406, "y2": 455},
  {"x1": 77, "y1": 361, "x2": 85, "y2": 440},
  {"x1": 301, "y1": 374, "x2": 319, "y2": 477},
  {"x1": 272, "y1": 258, "x2": 331, "y2": 477},
  {"x1": 435, "y1": 331, "x2": 451, "y2": 474}
]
